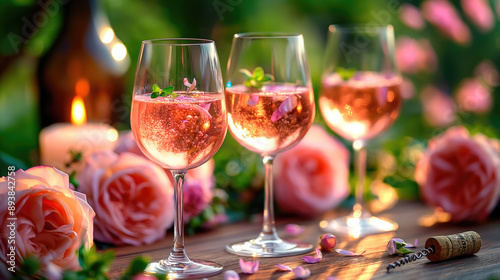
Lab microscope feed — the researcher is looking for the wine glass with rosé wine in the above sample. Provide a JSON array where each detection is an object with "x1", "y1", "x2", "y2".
[
  {"x1": 225, "y1": 33, "x2": 315, "y2": 257},
  {"x1": 131, "y1": 39, "x2": 227, "y2": 278},
  {"x1": 319, "y1": 25, "x2": 401, "y2": 237}
]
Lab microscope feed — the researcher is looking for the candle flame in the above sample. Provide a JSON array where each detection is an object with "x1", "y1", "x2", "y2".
[{"x1": 71, "y1": 96, "x2": 87, "y2": 126}]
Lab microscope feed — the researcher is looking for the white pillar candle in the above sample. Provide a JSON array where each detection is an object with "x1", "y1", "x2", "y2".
[{"x1": 39, "y1": 123, "x2": 118, "y2": 171}]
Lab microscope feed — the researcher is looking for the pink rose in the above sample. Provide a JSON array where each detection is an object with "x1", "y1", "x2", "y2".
[
  {"x1": 183, "y1": 160, "x2": 215, "y2": 222},
  {"x1": 78, "y1": 151, "x2": 174, "y2": 246},
  {"x1": 0, "y1": 167, "x2": 94, "y2": 275},
  {"x1": 395, "y1": 37, "x2": 437, "y2": 74},
  {"x1": 415, "y1": 126, "x2": 500, "y2": 222},
  {"x1": 115, "y1": 131, "x2": 216, "y2": 223},
  {"x1": 399, "y1": 4, "x2": 425, "y2": 30},
  {"x1": 455, "y1": 78, "x2": 492, "y2": 113},
  {"x1": 422, "y1": 0, "x2": 471, "y2": 44},
  {"x1": 461, "y1": 0, "x2": 494, "y2": 32},
  {"x1": 274, "y1": 125, "x2": 350, "y2": 216},
  {"x1": 420, "y1": 86, "x2": 457, "y2": 127},
  {"x1": 401, "y1": 78, "x2": 415, "y2": 99},
  {"x1": 474, "y1": 60, "x2": 499, "y2": 87}
]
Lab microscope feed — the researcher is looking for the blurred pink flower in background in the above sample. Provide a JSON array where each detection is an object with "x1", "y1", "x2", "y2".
[
  {"x1": 455, "y1": 78, "x2": 492, "y2": 113},
  {"x1": 461, "y1": 0, "x2": 494, "y2": 32},
  {"x1": 115, "y1": 131, "x2": 217, "y2": 223},
  {"x1": 420, "y1": 86, "x2": 457, "y2": 127},
  {"x1": 415, "y1": 126, "x2": 500, "y2": 223},
  {"x1": 401, "y1": 78, "x2": 415, "y2": 99},
  {"x1": 78, "y1": 151, "x2": 174, "y2": 246},
  {"x1": 474, "y1": 60, "x2": 499, "y2": 87},
  {"x1": 395, "y1": 37, "x2": 437, "y2": 74},
  {"x1": 399, "y1": 4, "x2": 425, "y2": 30},
  {"x1": 422, "y1": 0, "x2": 471, "y2": 44},
  {"x1": 274, "y1": 125, "x2": 350, "y2": 217},
  {"x1": 183, "y1": 160, "x2": 215, "y2": 222},
  {"x1": 0, "y1": 167, "x2": 94, "y2": 276}
]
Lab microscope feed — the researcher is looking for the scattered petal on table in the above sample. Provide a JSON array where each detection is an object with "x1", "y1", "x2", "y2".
[
  {"x1": 387, "y1": 239, "x2": 397, "y2": 255},
  {"x1": 239, "y1": 259, "x2": 259, "y2": 274},
  {"x1": 275, "y1": 264, "x2": 292, "y2": 271},
  {"x1": 335, "y1": 249, "x2": 366, "y2": 256},
  {"x1": 292, "y1": 266, "x2": 311, "y2": 279},
  {"x1": 405, "y1": 239, "x2": 418, "y2": 248},
  {"x1": 224, "y1": 270, "x2": 240, "y2": 280},
  {"x1": 302, "y1": 248, "x2": 323, "y2": 263},
  {"x1": 326, "y1": 277, "x2": 339, "y2": 280},
  {"x1": 285, "y1": 224, "x2": 304, "y2": 235}
]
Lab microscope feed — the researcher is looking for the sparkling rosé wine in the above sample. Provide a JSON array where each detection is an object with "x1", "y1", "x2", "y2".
[
  {"x1": 225, "y1": 85, "x2": 314, "y2": 155},
  {"x1": 131, "y1": 92, "x2": 227, "y2": 170},
  {"x1": 320, "y1": 72, "x2": 402, "y2": 141}
]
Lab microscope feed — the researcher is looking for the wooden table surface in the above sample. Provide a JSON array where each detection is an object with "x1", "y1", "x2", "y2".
[{"x1": 109, "y1": 202, "x2": 500, "y2": 280}]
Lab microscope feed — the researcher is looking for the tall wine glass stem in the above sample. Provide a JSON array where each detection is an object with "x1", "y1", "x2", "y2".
[
  {"x1": 259, "y1": 155, "x2": 279, "y2": 241},
  {"x1": 353, "y1": 139, "x2": 367, "y2": 215},
  {"x1": 167, "y1": 170, "x2": 190, "y2": 264}
]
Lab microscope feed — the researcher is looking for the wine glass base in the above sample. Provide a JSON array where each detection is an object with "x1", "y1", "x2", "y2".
[
  {"x1": 322, "y1": 213, "x2": 398, "y2": 238},
  {"x1": 226, "y1": 238, "x2": 313, "y2": 257},
  {"x1": 145, "y1": 259, "x2": 223, "y2": 279}
]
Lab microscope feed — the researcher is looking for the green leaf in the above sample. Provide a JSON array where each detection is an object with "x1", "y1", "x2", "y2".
[
  {"x1": 239, "y1": 69, "x2": 253, "y2": 80},
  {"x1": 69, "y1": 171, "x2": 79, "y2": 190},
  {"x1": 121, "y1": 256, "x2": 150, "y2": 279},
  {"x1": 19, "y1": 256, "x2": 41, "y2": 276},
  {"x1": 152, "y1": 84, "x2": 161, "y2": 92},
  {"x1": 253, "y1": 67, "x2": 264, "y2": 80},
  {"x1": 261, "y1": 74, "x2": 274, "y2": 82},
  {"x1": 337, "y1": 67, "x2": 356, "y2": 81},
  {"x1": 151, "y1": 92, "x2": 159, "y2": 99},
  {"x1": 162, "y1": 86, "x2": 174, "y2": 94}
]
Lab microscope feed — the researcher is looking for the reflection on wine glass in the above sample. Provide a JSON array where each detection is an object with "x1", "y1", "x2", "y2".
[
  {"x1": 319, "y1": 25, "x2": 401, "y2": 237},
  {"x1": 225, "y1": 33, "x2": 315, "y2": 257},
  {"x1": 131, "y1": 39, "x2": 227, "y2": 278}
]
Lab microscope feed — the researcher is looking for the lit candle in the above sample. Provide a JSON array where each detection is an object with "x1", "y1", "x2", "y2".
[{"x1": 39, "y1": 96, "x2": 119, "y2": 171}]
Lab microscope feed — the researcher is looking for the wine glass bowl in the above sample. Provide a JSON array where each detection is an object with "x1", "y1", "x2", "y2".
[
  {"x1": 130, "y1": 39, "x2": 226, "y2": 278},
  {"x1": 319, "y1": 25, "x2": 401, "y2": 237},
  {"x1": 225, "y1": 33, "x2": 315, "y2": 257}
]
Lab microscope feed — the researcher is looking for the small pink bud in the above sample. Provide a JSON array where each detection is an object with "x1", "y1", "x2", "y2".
[{"x1": 319, "y1": 233, "x2": 337, "y2": 251}]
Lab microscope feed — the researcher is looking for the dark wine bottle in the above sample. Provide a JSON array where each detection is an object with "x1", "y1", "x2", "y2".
[{"x1": 37, "y1": 0, "x2": 129, "y2": 128}]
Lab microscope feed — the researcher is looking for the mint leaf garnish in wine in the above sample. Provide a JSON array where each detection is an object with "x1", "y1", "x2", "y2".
[
  {"x1": 337, "y1": 67, "x2": 356, "y2": 81},
  {"x1": 150, "y1": 83, "x2": 176, "y2": 99},
  {"x1": 240, "y1": 67, "x2": 274, "y2": 89}
]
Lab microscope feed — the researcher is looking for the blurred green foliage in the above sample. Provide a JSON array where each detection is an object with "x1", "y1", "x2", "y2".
[{"x1": 1, "y1": 0, "x2": 499, "y2": 212}]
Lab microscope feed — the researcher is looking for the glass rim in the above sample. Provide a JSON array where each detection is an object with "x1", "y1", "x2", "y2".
[
  {"x1": 234, "y1": 32, "x2": 303, "y2": 39},
  {"x1": 141, "y1": 38, "x2": 214, "y2": 46},
  {"x1": 328, "y1": 24, "x2": 393, "y2": 33}
]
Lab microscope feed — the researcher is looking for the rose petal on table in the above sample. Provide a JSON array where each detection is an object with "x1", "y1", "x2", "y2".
[
  {"x1": 275, "y1": 264, "x2": 292, "y2": 271},
  {"x1": 292, "y1": 266, "x2": 311, "y2": 279},
  {"x1": 405, "y1": 239, "x2": 418, "y2": 248},
  {"x1": 392, "y1": 238, "x2": 405, "y2": 243},
  {"x1": 387, "y1": 239, "x2": 397, "y2": 255},
  {"x1": 335, "y1": 249, "x2": 366, "y2": 256},
  {"x1": 326, "y1": 277, "x2": 339, "y2": 280},
  {"x1": 302, "y1": 248, "x2": 323, "y2": 263},
  {"x1": 285, "y1": 224, "x2": 304, "y2": 235},
  {"x1": 239, "y1": 259, "x2": 259, "y2": 274},
  {"x1": 224, "y1": 270, "x2": 240, "y2": 280}
]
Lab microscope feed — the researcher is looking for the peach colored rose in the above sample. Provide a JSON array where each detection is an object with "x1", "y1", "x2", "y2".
[
  {"x1": 415, "y1": 126, "x2": 500, "y2": 222},
  {"x1": 421, "y1": 86, "x2": 457, "y2": 127},
  {"x1": 115, "y1": 130, "x2": 216, "y2": 223},
  {"x1": 0, "y1": 167, "x2": 94, "y2": 275},
  {"x1": 274, "y1": 125, "x2": 350, "y2": 216},
  {"x1": 461, "y1": 0, "x2": 494, "y2": 32},
  {"x1": 78, "y1": 151, "x2": 174, "y2": 246},
  {"x1": 455, "y1": 78, "x2": 492, "y2": 113},
  {"x1": 422, "y1": 0, "x2": 471, "y2": 44}
]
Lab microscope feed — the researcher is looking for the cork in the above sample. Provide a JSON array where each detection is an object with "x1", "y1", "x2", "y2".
[{"x1": 424, "y1": 231, "x2": 481, "y2": 262}]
